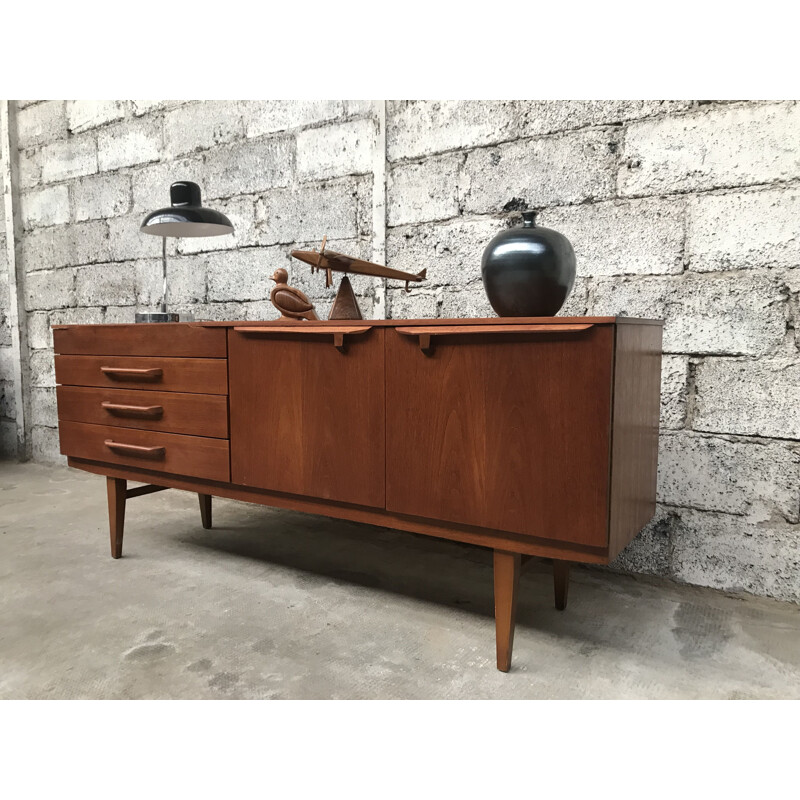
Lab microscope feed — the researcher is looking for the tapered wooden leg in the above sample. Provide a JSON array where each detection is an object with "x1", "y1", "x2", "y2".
[
  {"x1": 198, "y1": 494, "x2": 212, "y2": 529},
  {"x1": 107, "y1": 477, "x2": 126, "y2": 559},
  {"x1": 553, "y1": 560, "x2": 570, "y2": 611},
  {"x1": 494, "y1": 550, "x2": 522, "y2": 672}
]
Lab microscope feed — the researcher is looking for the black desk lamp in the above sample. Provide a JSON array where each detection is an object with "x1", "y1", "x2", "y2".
[{"x1": 137, "y1": 181, "x2": 234, "y2": 322}]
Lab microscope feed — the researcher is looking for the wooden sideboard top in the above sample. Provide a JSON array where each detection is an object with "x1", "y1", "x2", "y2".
[{"x1": 53, "y1": 316, "x2": 663, "y2": 330}]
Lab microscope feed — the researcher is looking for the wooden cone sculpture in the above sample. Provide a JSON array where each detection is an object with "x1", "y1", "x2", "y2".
[{"x1": 329, "y1": 275, "x2": 362, "y2": 320}]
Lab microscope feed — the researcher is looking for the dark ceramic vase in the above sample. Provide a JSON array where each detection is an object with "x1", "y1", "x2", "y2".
[{"x1": 481, "y1": 211, "x2": 576, "y2": 317}]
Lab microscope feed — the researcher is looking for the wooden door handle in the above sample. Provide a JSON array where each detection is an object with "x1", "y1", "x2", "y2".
[
  {"x1": 100, "y1": 366, "x2": 163, "y2": 379},
  {"x1": 104, "y1": 440, "x2": 166, "y2": 459},
  {"x1": 233, "y1": 325, "x2": 373, "y2": 352},
  {"x1": 101, "y1": 401, "x2": 164, "y2": 418},
  {"x1": 395, "y1": 324, "x2": 594, "y2": 353}
]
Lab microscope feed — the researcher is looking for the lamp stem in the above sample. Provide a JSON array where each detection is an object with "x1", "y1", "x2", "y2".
[{"x1": 160, "y1": 237, "x2": 167, "y2": 314}]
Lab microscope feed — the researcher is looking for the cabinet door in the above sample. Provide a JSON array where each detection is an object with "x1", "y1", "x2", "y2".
[
  {"x1": 229, "y1": 327, "x2": 385, "y2": 508},
  {"x1": 385, "y1": 325, "x2": 614, "y2": 548}
]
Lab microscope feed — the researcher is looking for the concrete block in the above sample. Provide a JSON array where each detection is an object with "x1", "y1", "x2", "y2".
[
  {"x1": 461, "y1": 128, "x2": 618, "y2": 215},
  {"x1": 355, "y1": 176, "x2": 373, "y2": 238},
  {"x1": 439, "y1": 286, "x2": 495, "y2": 319},
  {"x1": 344, "y1": 100, "x2": 373, "y2": 117},
  {"x1": 206, "y1": 248, "x2": 281, "y2": 302},
  {"x1": 67, "y1": 100, "x2": 125, "y2": 133},
  {"x1": 131, "y1": 157, "x2": 205, "y2": 212},
  {"x1": 30, "y1": 387, "x2": 58, "y2": 428},
  {"x1": 387, "y1": 101, "x2": 518, "y2": 162},
  {"x1": 608, "y1": 504, "x2": 676, "y2": 577},
  {"x1": 388, "y1": 288, "x2": 439, "y2": 319},
  {"x1": 257, "y1": 181, "x2": 358, "y2": 245},
  {"x1": 693, "y1": 355, "x2": 800, "y2": 440},
  {"x1": 539, "y1": 197, "x2": 686, "y2": 278},
  {"x1": 18, "y1": 148, "x2": 42, "y2": 189},
  {"x1": 75, "y1": 262, "x2": 137, "y2": 306},
  {"x1": 202, "y1": 136, "x2": 294, "y2": 198},
  {"x1": 40, "y1": 136, "x2": 97, "y2": 183},
  {"x1": 177, "y1": 301, "x2": 248, "y2": 322},
  {"x1": 242, "y1": 100, "x2": 344, "y2": 138},
  {"x1": 97, "y1": 117, "x2": 162, "y2": 171},
  {"x1": 22, "y1": 220, "x2": 109, "y2": 271},
  {"x1": 20, "y1": 185, "x2": 69, "y2": 229},
  {"x1": 296, "y1": 118, "x2": 374, "y2": 180},
  {"x1": 73, "y1": 173, "x2": 131, "y2": 221},
  {"x1": 24, "y1": 269, "x2": 74, "y2": 311},
  {"x1": 17, "y1": 101, "x2": 66, "y2": 148},
  {"x1": 670, "y1": 509, "x2": 800, "y2": 603},
  {"x1": 31, "y1": 425, "x2": 65, "y2": 465},
  {"x1": 516, "y1": 100, "x2": 693, "y2": 138},
  {"x1": 387, "y1": 154, "x2": 461, "y2": 227},
  {"x1": 29, "y1": 308, "x2": 104, "y2": 352},
  {"x1": 386, "y1": 217, "x2": 499, "y2": 287},
  {"x1": 243, "y1": 300, "x2": 280, "y2": 321},
  {"x1": 27, "y1": 312, "x2": 51, "y2": 350},
  {"x1": 164, "y1": 101, "x2": 244, "y2": 157},
  {"x1": 687, "y1": 187, "x2": 800, "y2": 271},
  {"x1": 29, "y1": 349, "x2": 56, "y2": 387},
  {"x1": 107, "y1": 213, "x2": 163, "y2": 262},
  {"x1": 621, "y1": 102, "x2": 800, "y2": 195},
  {"x1": 49, "y1": 306, "x2": 104, "y2": 329},
  {"x1": 131, "y1": 100, "x2": 185, "y2": 116},
  {"x1": 0, "y1": 419, "x2": 17, "y2": 457},
  {"x1": 102, "y1": 306, "x2": 138, "y2": 324},
  {"x1": 0, "y1": 379, "x2": 16, "y2": 419},
  {"x1": 177, "y1": 196, "x2": 257, "y2": 254},
  {"x1": 660, "y1": 355, "x2": 689, "y2": 430},
  {"x1": 658, "y1": 432, "x2": 800, "y2": 522},
  {"x1": 135, "y1": 256, "x2": 206, "y2": 306},
  {"x1": 589, "y1": 272, "x2": 786, "y2": 356}
]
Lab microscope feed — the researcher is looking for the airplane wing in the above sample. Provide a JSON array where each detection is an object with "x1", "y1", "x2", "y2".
[{"x1": 290, "y1": 248, "x2": 426, "y2": 284}]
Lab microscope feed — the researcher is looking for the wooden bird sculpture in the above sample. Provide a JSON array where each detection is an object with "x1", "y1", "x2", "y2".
[{"x1": 269, "y1": 268, "x2": 319, "y2": 321}]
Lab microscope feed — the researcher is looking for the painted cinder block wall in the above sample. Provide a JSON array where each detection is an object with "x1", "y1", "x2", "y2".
[{"x1": 1, "y1": 99, "x2": 799, "y2": 603}]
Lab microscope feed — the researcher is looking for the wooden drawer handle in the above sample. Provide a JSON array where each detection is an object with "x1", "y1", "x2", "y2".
[
  {"x1": 396, "y1": 324, "x2": 594, "y2": 353},
  {"x1": 234, "y1": 325, "x2": 372, "y2": 352},
  {"x1": 104, "y1": 439, "x2": 166, "y2": 459},
  {"x1": 101, "y1": 401, "x2": 164, "y2": 418},
  {"x1": 100, "y1": 366, "x2": 163, "y2": 380}
]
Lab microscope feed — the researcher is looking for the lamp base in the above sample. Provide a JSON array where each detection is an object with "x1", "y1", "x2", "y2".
[{"x1": 135, "y1": 312, "x2": 188, "y2": 323}]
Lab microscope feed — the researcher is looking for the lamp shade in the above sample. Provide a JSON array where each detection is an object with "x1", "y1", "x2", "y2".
[{"x1": 140, "y1": 181, "x2": 234, "y2": 238}]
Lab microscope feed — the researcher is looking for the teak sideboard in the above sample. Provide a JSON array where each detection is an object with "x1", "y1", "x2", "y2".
[{"x1": 53, "y1": 317, "x2": 662, "y2": 671}]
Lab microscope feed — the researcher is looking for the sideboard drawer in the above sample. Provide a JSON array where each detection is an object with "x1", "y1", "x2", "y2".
[
  {"x1": 56, "y1": 386, "x2": 229, "y2": 439},
  {"x1": 59, "y1": 421, "x2": 230, "y2": 482},
  {"x1": 53, "y1": 324, "x2": 227, "y2": 358},
  {"x1": 55, "y1": 355, "x2": 228, "y2": 395}
]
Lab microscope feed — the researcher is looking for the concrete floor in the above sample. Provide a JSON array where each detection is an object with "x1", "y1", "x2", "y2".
[{"x1": 1, "y1": 461, "x2": 799, "y2": 699}]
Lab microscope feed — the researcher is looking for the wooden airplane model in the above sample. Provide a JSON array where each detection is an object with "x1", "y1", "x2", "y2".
[{"x1": 288, "y1": 236, "x2": 427, "y2": 320}]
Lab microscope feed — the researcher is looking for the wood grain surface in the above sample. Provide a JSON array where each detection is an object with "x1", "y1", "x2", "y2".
[
  {"x1": 59, "y1": 421, "x2": 230, "y2": 482},
  {"x1": 385, "y1": 325, "x2": 615, "y2": 547},
  {"x1": 56, "y1": 386, "x2": 229, "y2": 438},
  {"x1": 228, "y1": 327, "x2": 385, "y2": 508},
  {"x1": 607, "y1": 321, "x2": 663, "y2": 559},
  {"x1": 53, "y1": 324, "x2": 227, "y2": 357},
  {"x1": 55, "y1": 355, "x2": 228, "y2": 395}
]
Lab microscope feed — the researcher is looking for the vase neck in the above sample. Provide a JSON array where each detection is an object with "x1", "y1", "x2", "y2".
[{"x1": 521, "y1": 211, "x2": 537, "y2": 228}]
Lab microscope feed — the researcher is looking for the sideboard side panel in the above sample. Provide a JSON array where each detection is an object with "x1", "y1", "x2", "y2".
[{"x1": 607, "y1": 322, "x2": 663, "y2": 560}]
